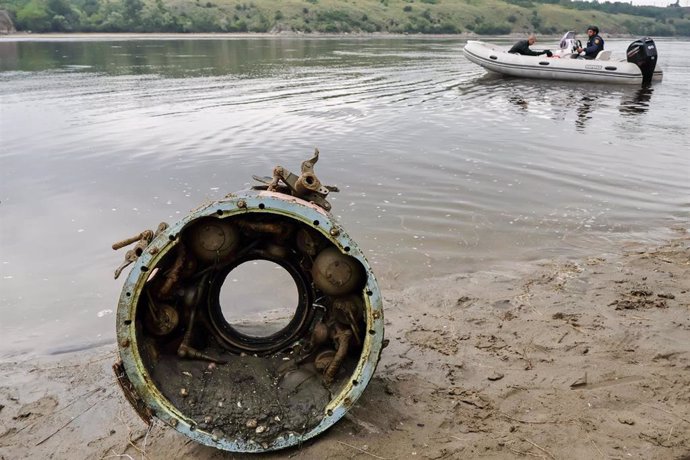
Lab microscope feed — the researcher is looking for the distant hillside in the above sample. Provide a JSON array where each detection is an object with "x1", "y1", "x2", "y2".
[{"x1": 1, "y1": 0, "x2": 689, "y2": 36}]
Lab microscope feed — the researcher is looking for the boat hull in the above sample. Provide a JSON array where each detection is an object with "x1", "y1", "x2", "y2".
[{"x1": 463, "y1": 41, "x2": 662, "y2": 85}]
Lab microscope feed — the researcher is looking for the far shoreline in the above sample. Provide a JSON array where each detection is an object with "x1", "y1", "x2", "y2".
[{"x1": 2, "y1": 31, "x2": 685, "y2": 42}]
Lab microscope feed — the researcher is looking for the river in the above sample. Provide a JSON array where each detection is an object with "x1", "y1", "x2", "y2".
[{"x1": 0, "y1": 35, "x2": 688, "y2": 357}]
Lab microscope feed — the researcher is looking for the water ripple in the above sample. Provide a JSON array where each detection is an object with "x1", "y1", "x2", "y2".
[{"x1": 1, "y1": 37, "x2": 689, "y2": 356}]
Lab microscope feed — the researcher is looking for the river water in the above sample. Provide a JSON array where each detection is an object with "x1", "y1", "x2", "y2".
[{"x1": 1, "y1": 36, "x2": 688, "y2": 357}]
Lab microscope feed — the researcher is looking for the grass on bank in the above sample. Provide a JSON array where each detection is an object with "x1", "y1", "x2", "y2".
[{"x1": 1, "y1": 0, "x2": 689, "y2": 36}]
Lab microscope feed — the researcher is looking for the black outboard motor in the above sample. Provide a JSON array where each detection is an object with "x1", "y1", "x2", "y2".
[{"x1": 627, "y1": 37, "x2": 658, "y2": 85}]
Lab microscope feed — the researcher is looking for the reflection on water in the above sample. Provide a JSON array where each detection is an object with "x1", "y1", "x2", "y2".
[
  {"x1": 576, "y1": 86, "x2": 654, "y2": 130},
  {"x1": 467, "y1": 74, "x2": 655, "y2": 132},
  {"x1": 508, "y1": 94, "x2": 529, "y2": 111},
  {"x1": 576, "y1": 95, "x2": 597, "y2": 131},
  {"x1": 620, "y1": 86, "x2": 654, "y2": 115},
  {"x1": 1, "y1": 37, "x2": 689, "y2": 357},
  {"x1": 0, "y1": 38, "x2": 414, "y2": 77}
]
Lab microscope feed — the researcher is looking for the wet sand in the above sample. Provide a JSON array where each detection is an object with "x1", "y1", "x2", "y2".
[{"x1": 1, "y1": 228, "x2": 689, "y2": 459}]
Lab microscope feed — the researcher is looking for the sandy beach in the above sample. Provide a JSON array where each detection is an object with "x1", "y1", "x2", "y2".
[{"x1": 1, "y1": 227, "x2": 688, "y2": 460}]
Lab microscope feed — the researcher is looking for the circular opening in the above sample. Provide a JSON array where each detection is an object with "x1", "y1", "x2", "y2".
[
  {"x1": 219, "y1": 260, "x2": 299, "y2": 338},
  {"x1": 313, "y1": 220, "x2": 320, "y2": 226},
  {"x1": 258, "y1": 203, "x2": 265, "y2": 209}
]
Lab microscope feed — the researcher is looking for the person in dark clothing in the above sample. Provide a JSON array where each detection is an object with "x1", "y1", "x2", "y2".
[
  {"x1": 508, "y1": 34, "x2": 553, "y2": 57},
  {"x1": 577, "y1": 26, "x2": 604, "y2": 59}
]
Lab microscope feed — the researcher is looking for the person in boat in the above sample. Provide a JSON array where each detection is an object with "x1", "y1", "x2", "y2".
[
  {"x1": 508, "y1": 34, "x2": 553, "y2": 57},
  {"x1": 576, "y1": 26, "x2": 604, "y2": 59}
]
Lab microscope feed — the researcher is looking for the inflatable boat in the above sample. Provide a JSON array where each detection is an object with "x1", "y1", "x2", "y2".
[{"x1": 463, "y1": 32, "x2": 662, "y2": 85}]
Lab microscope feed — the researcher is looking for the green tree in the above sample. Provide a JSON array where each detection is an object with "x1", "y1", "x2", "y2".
[
  {"x1": 16, "y1": 0, "x2": 51, "y2": 31},
  {"x1": 530, "y1": 10, "x2": 541, "y2": 30},
  {"x1": 139, "y1": 0, "x2": 181, "y2": 32},
  {"x1": 81, "y1": 0, "x2": 100, "y2": 16},
  {"x1": 47, "y1": 0, "x2": 78, "y2": 30},
  {"x1": 123, "y1": 0, "x2": 144, "y2": 22}
]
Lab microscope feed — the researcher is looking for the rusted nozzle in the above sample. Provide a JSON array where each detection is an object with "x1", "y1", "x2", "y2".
[
  {"x1": 295, "y1": 171, "x2": 322, "y2": 196},
  {"x1": 112, "y1": 223, "x2": 168, "y2": 251},
  {"x1": 112, "y1": 231, "x2": 152, "y2": 251}
]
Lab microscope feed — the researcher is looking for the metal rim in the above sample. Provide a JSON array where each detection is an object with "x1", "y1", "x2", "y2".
[{"x1": 116, "y1": 191, "x2": 384, "y2": 452}]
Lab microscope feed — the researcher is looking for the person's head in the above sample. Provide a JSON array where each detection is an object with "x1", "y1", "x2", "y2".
[
  {"x1": 528, "y1": 34, "x2": 536, "y2": 45},
  {"x1": 587, "y1": 26, "x2": 599, "y2": 36}
]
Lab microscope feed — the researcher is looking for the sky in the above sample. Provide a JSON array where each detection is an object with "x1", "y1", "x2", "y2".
[{"x1": 614, "y1": 0, "x2": 690, "y2": 5}]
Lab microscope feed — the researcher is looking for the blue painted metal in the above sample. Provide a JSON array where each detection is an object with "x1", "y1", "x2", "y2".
[{"x1": 115, "y1": 190, "x2": 384, "y2": 452}]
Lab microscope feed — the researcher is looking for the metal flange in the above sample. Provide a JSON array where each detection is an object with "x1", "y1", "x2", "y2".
[{"x1": 114, "y1": 189, "x2": 384, "y2": 452}]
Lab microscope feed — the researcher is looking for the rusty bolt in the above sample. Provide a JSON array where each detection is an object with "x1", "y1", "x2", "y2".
[
  {"x1": 372, "y1": 311, "x2": 381, "y2": 320},
  {"x1": 120, "y1": 338, "x2": 130, "y2": 348},
  {"x1": 237, "y1": 200, "x2": 247, "y2": 209},
  {"x1": 329, "y1": 228, "x2": 340, "y2": 237}
]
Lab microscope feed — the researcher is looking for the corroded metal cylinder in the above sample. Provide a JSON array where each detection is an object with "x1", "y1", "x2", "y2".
[{"x1": 113, "y1": 189, "x2": 384, "y2": 453}]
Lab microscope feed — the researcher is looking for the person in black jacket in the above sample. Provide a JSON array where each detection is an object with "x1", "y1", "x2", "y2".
[
  {"x1": 508, "y1": 34, "x2": 553, "y2": 57},
  {"x1": 576, "y1": 26, "x2": 604, "y2": 59}
]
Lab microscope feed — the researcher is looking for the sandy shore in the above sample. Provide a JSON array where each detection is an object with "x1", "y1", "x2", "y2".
[{"x1": 1, "y1": 228, "x2": 688, "y2": 460}]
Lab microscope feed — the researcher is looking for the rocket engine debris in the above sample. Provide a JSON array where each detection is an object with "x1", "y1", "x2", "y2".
[{"x1": 111, "y1": 150, "x2": 384, "y2": 452}]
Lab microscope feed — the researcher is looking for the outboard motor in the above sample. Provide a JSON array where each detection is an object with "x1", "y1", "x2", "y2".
[{"x1": 627, "y1": 37, "x2": 658, "y2": 85}]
